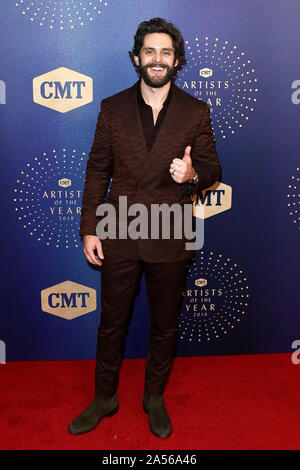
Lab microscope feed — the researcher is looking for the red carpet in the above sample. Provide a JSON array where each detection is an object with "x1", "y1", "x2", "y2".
[{"x1": 1, "y1": 353, "x2": 299, "y2": 450}]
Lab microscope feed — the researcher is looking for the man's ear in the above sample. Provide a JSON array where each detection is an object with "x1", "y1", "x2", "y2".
[
  {"x1": 174, "y1": 58, "x2": 179, "y2": 68},
  {"x1": 134, "y1": 55, "x2": 139, "y2": 67}
]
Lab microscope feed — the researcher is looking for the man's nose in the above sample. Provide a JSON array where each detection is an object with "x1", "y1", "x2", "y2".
[{"x1": 153, "y1": 52, "x2": 163, "y2": 63}]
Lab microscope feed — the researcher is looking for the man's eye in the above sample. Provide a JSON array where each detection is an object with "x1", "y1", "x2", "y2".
[{"x1": 146, "y1": 50, "x2": 152, "y2": 54}]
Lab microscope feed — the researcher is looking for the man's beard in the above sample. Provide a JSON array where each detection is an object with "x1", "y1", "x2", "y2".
[{"x1": 137, "y1": 62, "x2": 175, "y2": 88}]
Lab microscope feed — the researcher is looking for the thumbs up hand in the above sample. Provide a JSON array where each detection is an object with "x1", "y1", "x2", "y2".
[
  {"x1": 182, "y1": 145, "x2": 192, "y2": 163},
  {"x1": 169, "y1": 146, "x2": 196, "y2": 183}
]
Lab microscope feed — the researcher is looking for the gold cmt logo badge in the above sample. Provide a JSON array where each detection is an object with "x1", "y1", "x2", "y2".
[
  {"x1": 192, "y1": 181, "x2": 232, "y2": 219},
  {"x1": 195, "y1": 278, "x2": 207, "y2": 287},
  {"x1": 58, "y1": 178, "x2": 72, "y2": 188},
  {"x1": 41, "y1": 281, "x2": 97, "y2": 320},
  {"x1": 33, "y1": 67, "x2": 93, "y2": 113},
  {"x1": 199, "y1": 67, "x2": 213, "y2": 78}
]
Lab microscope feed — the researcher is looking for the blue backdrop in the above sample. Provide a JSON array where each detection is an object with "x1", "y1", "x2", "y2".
[{"x1": 0, "y1": 0, "x2": 299, "y2": 360}]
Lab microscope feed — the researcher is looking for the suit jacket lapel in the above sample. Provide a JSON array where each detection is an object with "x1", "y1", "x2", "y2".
[
  {"x1": 120, "y1": 82, "x2": 183, "y2": 184},
  {"x1": 119, "y1": 82, "x2": 148, "y2": 174}
]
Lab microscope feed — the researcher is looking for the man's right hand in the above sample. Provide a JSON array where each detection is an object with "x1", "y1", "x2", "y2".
[{"x1": 82, "y1": 235, "x2": 104, "y2": 266}]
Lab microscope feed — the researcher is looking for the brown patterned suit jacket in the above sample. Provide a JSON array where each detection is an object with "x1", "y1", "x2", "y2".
[{"x1": 80, "y1": 81, "x2": 221, "y2": 262}]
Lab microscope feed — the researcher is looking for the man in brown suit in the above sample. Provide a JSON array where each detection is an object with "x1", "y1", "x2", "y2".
[{"x1": 68, "y1": 18, "x2": 221, "y2": 438}]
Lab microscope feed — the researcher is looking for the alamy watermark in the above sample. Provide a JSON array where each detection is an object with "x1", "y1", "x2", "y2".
[
  {"x1": 0, "y1": 80, "x2": 6, "y2": 105},
  {"x1": 0, "y1": 340, "x2": 6, "y2": 364},
  {"x1": 96, "y1": 196, "x2": 204, "y2": 250},
  {"x1": 291, "y1": 340, "x2": 300, "y2": 365},
  {"x1": 291, "y1": 80, "x2": 300, "y2": 104}
]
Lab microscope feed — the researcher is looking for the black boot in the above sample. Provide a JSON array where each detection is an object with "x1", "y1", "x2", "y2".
[
  {"x1": 68, "y1": 392, "x2": 119, "y2": 435},
  {"x1": 143, "y1": 393, "x2": 172, "y2": 438}
]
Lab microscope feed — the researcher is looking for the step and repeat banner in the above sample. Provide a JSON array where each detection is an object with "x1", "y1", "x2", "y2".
[{"x1": 0, "y1": 0, "x2": 299, "y2": 361}]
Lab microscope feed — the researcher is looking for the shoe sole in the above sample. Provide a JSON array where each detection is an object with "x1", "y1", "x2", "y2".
[
  {"x1": 68, "y1": 405, "x2": 119, "y2": 435},
  {"x1": 143, "y1": 402, "x2": 172, "y2": 438}
]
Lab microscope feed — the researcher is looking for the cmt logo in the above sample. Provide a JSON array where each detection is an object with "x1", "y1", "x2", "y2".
[
  {"x1": 0, "y1": 340, "x2": 6, "y2": 364},
  {"x1": 195, "y1": 278, "x2": 207, "y2": 287},
  {"x1": 33, "y1": 67, "x2": 93, "y2": 113},
  {"x1": 192, "y1": 182, "x2": 232, "y2": 219},
  {"x1": 199, "y1": 68, "x2": 213, "y2": 78},
  {"x1": 41, "y1": 280, "x2": 97, "y2": 320},
  {"x1": 291, "y1": 80, "x2": 300, "y2": 104},
  {"x1": 58, "y1": 178, "x2": 72, "y2": 188},
  {"x1": 0, "y1": 80, "x2": 6, "y2": 104}
]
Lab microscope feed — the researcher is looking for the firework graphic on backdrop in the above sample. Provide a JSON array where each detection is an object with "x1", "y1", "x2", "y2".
[
  {"x1": 287, "y1": 167, "x2": 300, "y2": 230},
  {"x1": 177, "y1": 36, "x2": 258, "y2": 140},
  {"x1": 13, "y1": 148, "x2": 87, "y2": 248},
  {"x1": 15, "y1": 0, "x2": 109, "y2": 30},
  {"x1": 179, "y1": 251, "x2": 250, "y2": 344}
]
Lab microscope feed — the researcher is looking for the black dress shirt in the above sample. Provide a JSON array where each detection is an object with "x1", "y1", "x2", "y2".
[
  {"x1": 137, "y1": 80, "x2": 196, "y2": 195},
  {"x1": 137, "y1": 79, "x2": 172, "y2": 151}
]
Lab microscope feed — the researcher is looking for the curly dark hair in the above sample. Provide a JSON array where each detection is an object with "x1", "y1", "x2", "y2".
[{"x1": 129, "y1": 17, "x2": 187, "y2": 76}]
